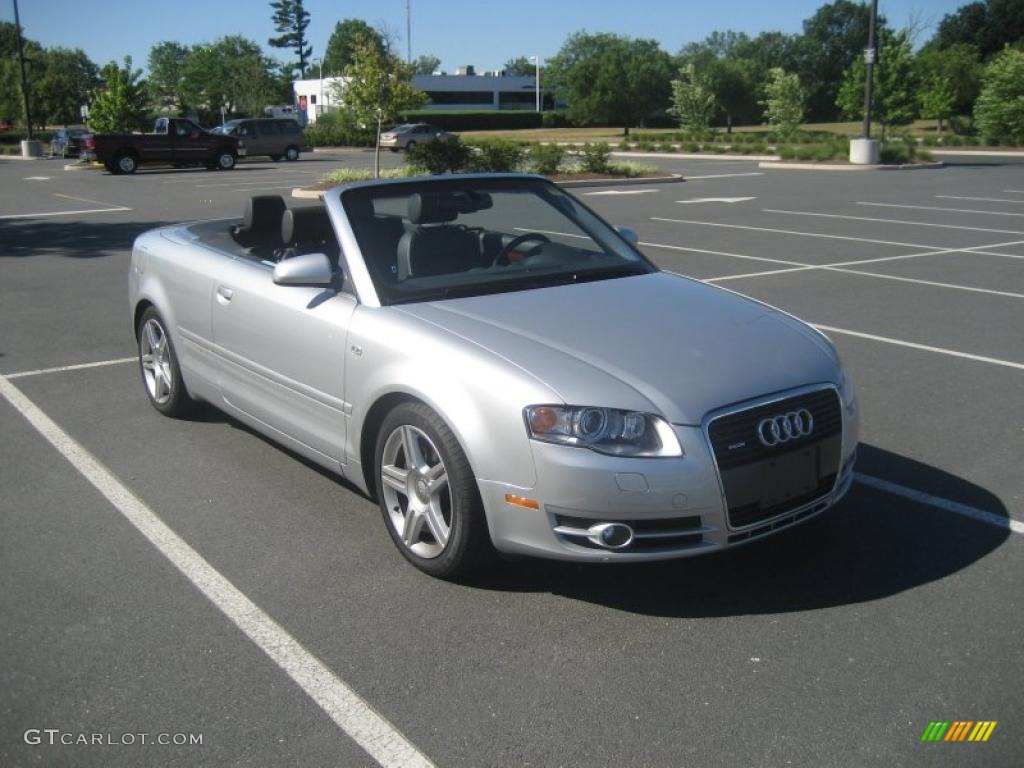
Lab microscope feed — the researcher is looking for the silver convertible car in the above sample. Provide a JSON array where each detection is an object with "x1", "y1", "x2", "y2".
[{"x1": 129, "y1": 174, "x2": 858, "y2": 578}]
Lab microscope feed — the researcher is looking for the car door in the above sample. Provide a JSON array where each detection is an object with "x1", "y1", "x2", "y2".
[
  {"x1": 210, "y1": 256, "x2": 355, "y2": 463},
  {"x1": 172, "y1": 120, "x2": 212, "y2": 164},
  {"x1": 240, "y1": 121, "x2": 266, "y2": 156}
]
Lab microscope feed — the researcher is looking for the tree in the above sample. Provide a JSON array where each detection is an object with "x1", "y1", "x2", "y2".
[
  {"x1": 546, "y1": 32, "x2": 673, "y2": 135},
  {"x1": 974, "y1": 47, "x2": 1024, "y2": 139},
  {"x1": 667, "y1": 63, "x2": 717, "y2": 132},
  {"x1": 935, "y1": 0, "x2": 1024, "y2": 57},
  {"x1": 332, "y1": 31, "x2": 426, "y2": 176},
  {"x1": 323, "y1": 19, "x2": 383, "y2": 76},
  {"x1": 916, "y1": 44, "x2": 981, "y2": 131},
  {"x1": 761, "y1": 68, "x2": 806, "y2": 138},
  {"x1": 503, "y1": 56, "x2": 534, "y2": 76},
  {"x1": 836, "y1": 29, "x2": 918, "y2": 137},
  {"x1": 268, "y1": 0, "x2": 312, "y2": 77},
  {"x1": 796, "y1": 0, "x2": 883, "y2": 122},
  {"x1": 706, "y1": 58, "x2": 758, "y2": 132},
  {"x1": 147, "y1": 41, "x2": 189, "y2": 112},
  {"x1": 88, "y1": 58, "x2": 149, "y2": 133},
  {"x1": 180, "y1": 37, "x2": 276, "y2": 120},
  {"x1": 34, "y1": 48, "x2": 98, "y2": 126},
  {"x1": 413, "y1": 54, "x2": 441, "y2": 75}
]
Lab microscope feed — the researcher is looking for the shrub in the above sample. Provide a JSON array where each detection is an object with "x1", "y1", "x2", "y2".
[
  {"x1": 879, "y1": 142, "x2": 912, "y2": 164},
  {"x1": 750, "y1": 143, "x2": 768, "y2": 154},
  {"x1": 541, "y1": 111, "x2": 570, "y2": 128},
  {"x1": 464, "y1": 137, "x2": 526, "y2": 172},
  {"x1": 528, "y1": 143, "x2": 566, "y2": 175},
  {"x1": 681, "y1": 141, "x2": 699, "y2": 152},
  {"x1": 618, "y1": 140, "x2": 632, "y2": 151},
  {"x1": 606, "y1": 161, "x2": 659, "y2": 178},
  {"x1": 778, "y1": 145, "x2": 797, "y2": 160},
  {"x1": 658, "y1": 141, "x2": 676, "y2": 152},
  {"x1": 320, "y1": 166, "x2": 419, "y2": 185},
  {"x1": 305, "y1": 111, "x2": 375, "y2": 147},
  {"x1": 406, "y1": 136, "x2": 474, "y2": 174},
  {"x1": 579, "y1": 142, "x2": 611, "y2": 172}
]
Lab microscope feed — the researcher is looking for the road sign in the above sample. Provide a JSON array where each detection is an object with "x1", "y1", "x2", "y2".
[{"x1": 864, "y1": 47, "x2": 877, "y2": 64}]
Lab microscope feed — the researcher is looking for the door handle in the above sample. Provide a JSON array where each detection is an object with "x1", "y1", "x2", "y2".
[{"x1": 216, "y1": 286, "x2": 233, "y2": 304}]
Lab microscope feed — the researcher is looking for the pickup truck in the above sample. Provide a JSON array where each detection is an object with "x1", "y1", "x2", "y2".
[{"x1": 86, "y1": 117, "x2": 245, "y2": 174}]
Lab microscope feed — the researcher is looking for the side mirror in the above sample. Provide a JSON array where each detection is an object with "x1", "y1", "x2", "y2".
[
  {"x1": 616, "y1": 226, "x2": 639, "y2": 245},
  {"x1": 273, "y1": 252, "x2": 334, "y2": 286}
]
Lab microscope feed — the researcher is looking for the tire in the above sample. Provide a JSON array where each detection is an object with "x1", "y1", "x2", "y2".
[
  {"x1": 404, "y1": 140, "x2": 417, "y2": 151},
  {"x1": 104, "y1": 161, "x2": 117, "y2": 174},
  {"x1": 284, "y1": 145, "x2": 300, "y2": 161},
  {"x1": 137, "y1": 307, "x2": 193, "y2": 418},
  {"x1": 269, "y1": 154, "x2": 281, "y2": 162},
  {"x1": 214, "y1": 150, "x2": 236, "y2": 170},
  {"x1": 375, "y1": 402, "x2": 493, "y2": 578},
  {"x1": 114, "y1": 151, "x2": 137, "y2": 174}
]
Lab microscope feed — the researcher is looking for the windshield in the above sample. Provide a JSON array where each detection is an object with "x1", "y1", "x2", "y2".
[
  {"x1": 219, "y1": 121, "x2": 242, "y2": 135},
  {"x1": 341, "y1": 177, "x2": 656, "y2": 305}
]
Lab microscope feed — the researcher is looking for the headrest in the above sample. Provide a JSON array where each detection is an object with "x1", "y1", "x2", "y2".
[
  {"x1": 281, "y1": 206, "x2": 334, "y2": 245},
  {"x1": 243, "y1": 195, "x2": 287, "y2": 232},
  {"x1": 344, "y1": 195, "x2": 375, "y2": 221},
  {"x1": 407, "y1": 191, "x2": 493, "y2": 225}
]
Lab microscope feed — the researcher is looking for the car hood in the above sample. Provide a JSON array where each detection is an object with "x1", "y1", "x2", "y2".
[{"x1": 397, "y1": 272, "x2": 839, "y2": 425}]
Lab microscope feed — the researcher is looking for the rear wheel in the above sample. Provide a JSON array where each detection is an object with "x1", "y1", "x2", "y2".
[
  {"x1": 404, "y1": 140, "x2": 417, "y2": 151},
  {"x1": 375, "y1": 402, "x2": 492, "y2": 578},
  {"x1": 137, "y1": 307, "x2": 193, "y2": 418},
  {"x1": 114, "y1": 151, "x2": 137, "y2": 174},
  {"x1": 284, "y1": 145, "x2": 300, "y2": 161}
]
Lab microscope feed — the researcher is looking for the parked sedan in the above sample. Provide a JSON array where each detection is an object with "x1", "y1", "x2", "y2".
[
  {"x1": 379, "y1": 123, "x2": 451, "y2": 151},
  {"x1": 128, "y1": 174, "x2": 858, "y2": 578}
]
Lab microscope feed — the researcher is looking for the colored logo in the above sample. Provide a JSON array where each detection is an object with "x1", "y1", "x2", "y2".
[{"x1": 921, "y1": 721, "x2": 997, "y2": 742}]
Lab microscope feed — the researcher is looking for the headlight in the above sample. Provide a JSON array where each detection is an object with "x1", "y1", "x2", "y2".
[{"x1": 523, "y1": 405, "x2": 683, "y2": 457}]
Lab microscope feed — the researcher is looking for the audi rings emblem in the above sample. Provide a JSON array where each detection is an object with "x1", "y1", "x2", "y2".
[{"x1": 757, "y1": 409, "x2": 814, "y2": 447}]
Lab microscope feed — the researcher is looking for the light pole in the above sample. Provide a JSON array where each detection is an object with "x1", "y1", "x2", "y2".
[
  {"x1": 11, "y1": 0, "x2": 32, "y2": 140},
  {"x1": 850, "y1": 0, "x2": 880, "y2": 164},
  {"x1": 529, "y1": 55, "x2": 541, "y2": 112}
]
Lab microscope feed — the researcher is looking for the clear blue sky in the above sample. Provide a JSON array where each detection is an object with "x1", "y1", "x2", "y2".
[{"x1": 5, "y1": 0, "x2": 965, "y2": 73}]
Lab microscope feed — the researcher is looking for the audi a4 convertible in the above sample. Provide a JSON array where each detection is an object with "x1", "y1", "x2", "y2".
[{"x1": 129, "y1": 174, "x2": 858, "y2": 577}]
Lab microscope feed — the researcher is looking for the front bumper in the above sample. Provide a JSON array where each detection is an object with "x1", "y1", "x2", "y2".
[{"x1": 478, "y1": 394, "x2": 858, "y2": 563}]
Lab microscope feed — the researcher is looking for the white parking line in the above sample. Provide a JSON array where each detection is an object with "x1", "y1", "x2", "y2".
[
  {"x1": 859, "y1": 201, "x2": 1024, "y2": 218},
  {"x1": 856, "y1": 474, "x2": 1023, "y2": 535},
  {"x1": 5, "y1": 357, "x2": 136, "y2": 379},
  {"x1": 0, "y1": 207, "x2": 132, "y2": 220},
  {"x1": 197, "y1": 174, "x2": 317, "y2": 188},
  {"x1": 228, "y1": 184, "x2": 311, "y2": 193},
  {"x1": 821, "y1": 266, "x2": 1024, "y2": 299},
  {"x1": 0, "y1": 373, "x2": 434, "y2": 768},
  {"x1": 811, "y1": 323, "x2": 1024, "y2": 371},
  {"x1": 1003, "y1": 190, "x2": 1024, "y2": 194},
  {"x1": 764, "y1": 209, "x2": 1024, "y2": 236},
  {"x1": 937, "y1": 195, "x2": 1024, "y2": 204},
  {"x1": 684, "y1": 172, "x2": 765, "y2": 180},
  {"x1": 650, "y1": 216, "x2": 944, "y2": 249}
]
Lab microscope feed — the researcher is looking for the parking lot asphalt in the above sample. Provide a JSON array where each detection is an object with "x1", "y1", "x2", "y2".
[{"x1": 1, "y1": 150, "x2": 1022, "y2": 767}]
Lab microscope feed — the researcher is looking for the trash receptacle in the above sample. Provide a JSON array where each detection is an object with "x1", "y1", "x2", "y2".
[{"x1": 20, "y1": 139, "x2": 43, "y2": 158}]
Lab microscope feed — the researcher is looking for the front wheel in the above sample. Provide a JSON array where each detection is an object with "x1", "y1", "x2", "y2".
[
  {"x1": 114, "y1": 152, "x2": 137, "y2": 174},
  {"x1": 375, "y1": 402, "x2": 492, "y2": 578},
  {"x1": 137, "y1": 308, "x2": 193, "y2": 418},
  {"x1": 284, "y1": 145, "x2": 300, "y2": 161},
  {"x1": 214, "y1": 150, "x2": 236, "y2": 170},
  {"x1": 269, "y1": 154, "x2": 281, "y2": 162}
]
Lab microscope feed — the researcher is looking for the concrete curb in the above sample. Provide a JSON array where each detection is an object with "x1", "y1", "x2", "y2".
[
  {"x1": 929, "y1": 149, "x2": 1024, "y2": 157},
  {"x1": 63, "y1": 162, "x2": 104, "y2": 171},
  {"x1": 612, "y1": 151, "x2": 780, "y2": 162},
  {"x1": 758, "y1": 161, "x2": 946, "y2": 171},
  {"x1": 292, "y1": 172, "x2": 686, "y2": 200}
]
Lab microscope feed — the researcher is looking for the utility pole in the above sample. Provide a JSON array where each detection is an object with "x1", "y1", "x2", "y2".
[
  {"x1": 530, "y1": 56, "x2": 540, "y2": 112},
  {"x1": 862, "y1": 0, "x2": 879, "y2": 140},
  {"x1": 406, "y1": 0, "x2": 411, "y2": 64},
  {"x1": 12, "y1": 0, "x2": 33, "y2": 139}
]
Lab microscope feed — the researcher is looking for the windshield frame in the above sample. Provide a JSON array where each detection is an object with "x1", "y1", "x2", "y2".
[{"x1": 335, "y1": 174, "x2": 658, "y2": 307}]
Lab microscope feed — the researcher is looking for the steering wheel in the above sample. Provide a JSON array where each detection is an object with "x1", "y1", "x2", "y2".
[{"x1": 492, "y1": 233, "x2": 551, "y2": 266}]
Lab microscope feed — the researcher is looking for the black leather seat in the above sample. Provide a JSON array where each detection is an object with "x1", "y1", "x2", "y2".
[
  {"x1": 232, "y1": 195, "x2": 287, "y2": 253},
  {"x1": 278, "y1": 206, "x2": 340, "y2": 264},
  {"x1": 346, "y1": 196, "x2": 405, "y2": 282},
  {"x1": 397, "y1": 193, "x2": 486, "y2": 280}
]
